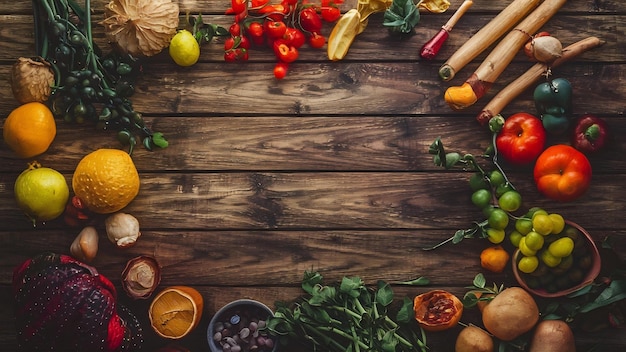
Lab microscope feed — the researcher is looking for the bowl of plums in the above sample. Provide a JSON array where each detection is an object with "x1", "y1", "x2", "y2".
[
  {"x1": 512, "y1": 218, "x2": 601, "y2": 298},
  {"x1": 208, "y1": 299, "x2": 277, "y2": 352}
]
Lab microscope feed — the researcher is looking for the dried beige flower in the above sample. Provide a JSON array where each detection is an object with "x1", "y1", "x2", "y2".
[
  {"x1": 11, "y1": 57, "x2": 55, "y2": 103},
  {"x1": 101, "y1": 0, "x2": 180, "y2": 57}
]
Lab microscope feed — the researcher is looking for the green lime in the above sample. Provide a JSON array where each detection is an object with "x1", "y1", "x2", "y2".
[
  {"x1": 548, "y1": 237, "x2": 574, "y2": 258},
  {"x1": 488, "y1": 170, "x2": 505, "y2": 188},
  {"x1": 548, "y1": 213, "x2": 565, "y2": 234},
  {"x1": 525, "y1": 231, "x2": 545, "y2": 251},
  {"x1": 471, "y1": 189, "x2": 492, "y2": 209},
  {"x1": 486, "y1": 228, "x2": 505, "y2": 244},
  {"x1": 518, "y1": 255, "x2": 539, "y2": 274},
  {"x1": 540, "y1": 250, "x2": 562, "y2": 267},
  {"x1": 169, "y1": 30, "x2": 200, "y2": 67},
  {"x1": 519, "y1": 237, "x2": 537, "y2": 256},
  {"x1": 469, "y1": 172, "x2": 489, "y2": 191},
  {"x1": 482, "y1": 205, "x2": 496, "y2": 218},
  {"x1": 509, "y1": 230, "x2": 523, "y2": 247},
  {"x1": 495, "y1": 182, "x2": 514, "y2": 198},
  {"x1": 515, "y1": 218, "x2": 533, "y2": 235},
  {"x1": 498, "y1": 190, "x2": 522, "y2": 212},
  {"x1": 488, "y1": 208, "x2": 509, "y2": 230},
  {"x1": 532, "y1": 214, "x2": 553, "y2": 236}
]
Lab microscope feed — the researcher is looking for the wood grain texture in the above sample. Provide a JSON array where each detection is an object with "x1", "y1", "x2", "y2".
[{"x1": 1, "y1": 0, "x2": 625, "y2": 351}]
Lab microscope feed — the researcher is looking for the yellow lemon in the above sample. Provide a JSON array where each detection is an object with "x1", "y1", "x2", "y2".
[
  {"x1": 169, "y1": 30, "x2": 200, "y2": 67},
  {"x1": 532, "y1": 214, "x2": 553, "y2": 236},
  {"x1": 548, "y1": 213, "x2": 566, "y2": 234},
  {"x1": 518, "y1": 255, "x2": 539, "y2": 274},
  {"x1": 14, "y1": 162, "x2": 69, "y2": 224}
]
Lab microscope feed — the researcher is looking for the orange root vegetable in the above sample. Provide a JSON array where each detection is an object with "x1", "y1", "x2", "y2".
[
  {"x1": 476, "y1": 36, "x2": 605, "y2": 125},
  {"x1": 444, "y1": 0, "x2": 568, "y2": 110},
  {"x1": 438, "y1": 0, "x2": 540, "y2": 81}
]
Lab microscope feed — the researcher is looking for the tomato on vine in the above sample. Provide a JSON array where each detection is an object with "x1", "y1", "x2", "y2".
[
  {"x1": 246, "y1": 21, "x2": 265, "y2": 46},
  {"x1": 321, "y1": 6, "x2": 341, "y2": 22},
  {"x1": 308, "y1": 32, "x2": 326, "y2": 48},
  {"x1": 266, "y1": 20, "x2": 288, "y2": 39},
  {"x1": 283, "y1": 27, "x2": 306, "y2": 48},
  {"x1": 495, "y1": 112, "x2": 546, "y2": 166},
  {"x1": 299, "y1": 7, "x2": 323, "y2": 33}
]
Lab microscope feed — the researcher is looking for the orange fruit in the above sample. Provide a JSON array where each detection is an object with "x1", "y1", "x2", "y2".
[
  {"x1": 480, "y1": 245, "x2": 510, "y2": 273},
  {"x1": 72, "y1": 149, "x2": 140, "y2": 214},
  {"x1": 413, "y1": 290, "x2": 463, "y2": 332},
  {"x1": 3, "y1": 102, "x2": 56, "y2": 158},
  {"x1": 149, "y1": 286, "x2": 204, "y2": 339}
]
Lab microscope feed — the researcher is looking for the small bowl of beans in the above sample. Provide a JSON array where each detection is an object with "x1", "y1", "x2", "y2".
[{"x1": 207, "y1": 299, "x2": 277, "y2": 352}]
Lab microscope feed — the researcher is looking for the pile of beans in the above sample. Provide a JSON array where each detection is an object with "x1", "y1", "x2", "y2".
[{"x1": 212, "y1": 308, "x2": 275, "y2": 352}]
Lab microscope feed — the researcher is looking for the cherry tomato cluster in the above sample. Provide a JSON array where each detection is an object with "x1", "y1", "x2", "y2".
[{"x1": 225, "y1": 0, "x2": 343, "y2": 79}]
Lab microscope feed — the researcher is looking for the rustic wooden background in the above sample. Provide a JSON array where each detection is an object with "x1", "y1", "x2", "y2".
[{"x1": 1, "y1": 0, "x2": 625, "y2": 350}]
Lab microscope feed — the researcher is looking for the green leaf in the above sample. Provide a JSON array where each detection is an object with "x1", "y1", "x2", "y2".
[
  {"x1": 383, "y1": 0, "x2": 421, "y2": 34},
  {"x1": 151, "y1": 132, "x2": 169, "y2": 148},
  {"x1": 396, "y1": 297, "x2": 413, "y2": 323},
  {"x1": 302, "y1": 271, "x2": 324, "y2": 294},
  {"x1": 398, "y1": 276, "x2": 430, "y2": 286},
  {"x1": 580, "y1": 280, "x2": 626, "y2": 313},
  {"x1": 473, "y1": 273, "x2": 487, "y2": 289},
  {"x1": 340, "y1": 276, "x2": 364, "y2": 298},
  {"x1": 376, "y1": 281, "x2": 394, "y2": 307}
]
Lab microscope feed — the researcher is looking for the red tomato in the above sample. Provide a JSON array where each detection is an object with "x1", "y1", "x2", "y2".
[
  {"x1": 533, "y1": 144, "x2": 592, "y2": 202},
  {"x1": 230, "y1": 0, "x2": 247, "y2": 14},
  {"x1": 495, "y1": 113, "x2": 546, "y2": 165},
  {"x1": 229, "y1": 23, "x2": 241, "y2": 36},
  {"x1": 246, "y1": 22, "x2": 265, "y2": 46},
  {"x1": 308, "y1": 32, "x2": 325, "y2": 48},
  {"x1": 299, "y1": 7, "x2": 323, "y2": 33},
  {"x1": 273, "y1": 40, "x2": 299, "y2": 63},
  {"x1": 265, "y1": 20, "x2": 287, "y2": 39},
  {"x1": 273, "y1": 62, "x2": 289, "y2": 79},
  {"x1": 321, "y1": 6, "x2": 341, "y2": 22},
  {"x1": 283, "y1": 27, "x2": 306, "y2": 48}
]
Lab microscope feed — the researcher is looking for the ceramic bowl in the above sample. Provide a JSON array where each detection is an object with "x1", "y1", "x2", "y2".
[
  {"x1": 207, "y1": 299, "x2": 277, "y2": 352},
  {"x1": 512, "y1": 220, "x2": 601, "y2": 298}
]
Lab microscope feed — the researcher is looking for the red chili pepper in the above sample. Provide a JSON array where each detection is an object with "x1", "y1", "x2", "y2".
[
  {"x1": 571, "y1": 114, "x2": 609, "y2": 153},
  {"x1": 273, "y1": 40, "x2": 299, "y2": 63}
]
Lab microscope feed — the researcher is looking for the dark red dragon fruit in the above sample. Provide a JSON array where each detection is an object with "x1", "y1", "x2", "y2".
[{"x1": 12, "y1": 253, "x2": 143, "y2": 351}]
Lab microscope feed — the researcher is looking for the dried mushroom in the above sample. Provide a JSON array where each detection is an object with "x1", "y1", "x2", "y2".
[
  {"x1": 101, "y1": 0, "x2": 180, "y2": 57},
  {"x1": 105, "y1": 212, "x2": 141, "y2": 247},
  {"x1": 122, "y1": 256, "x2": 161, "y2": 299}
]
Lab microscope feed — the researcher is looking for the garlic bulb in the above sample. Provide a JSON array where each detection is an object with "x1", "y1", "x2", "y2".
[
  {"x1": 11, "y1": 57, "x2": 55, "y2": 103},
  {"x1": 105, "y1": 212, "x2": 141, "y2": 248},
  {"x1": 101, "y1": 0, "x2": 180, "y2": 57},
  {"x1": 70, "y1": 226, "x2": 99, "y2": 262},
  {"x1": 529, "y1": 36, "x2": 563, "y2": 64}
]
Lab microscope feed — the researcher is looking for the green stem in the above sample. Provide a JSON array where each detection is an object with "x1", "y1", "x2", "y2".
[
  {"x1": 490, "y1": 133, "x2": 516, "y2": 191},
  {"x1": 301, "y1": 323, "x2": 347, "y2": 351},
  {"x1": 331, "y1": 306, "x2": 362, "y2": 321}
]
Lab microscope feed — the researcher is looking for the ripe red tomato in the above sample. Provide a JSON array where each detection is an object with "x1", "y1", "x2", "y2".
[
  {"x1": 273, "y1": 40, "x2": 298, "y2": 63},
  {"x1": 273, "y1": 62, "x2": 289, "y2": 79},
  {"x1": 247, "y1": 21, "x2": 265, "y2": 46},
  {"x1": 495, "y1": 113, "x2": 546, "y2": 165},
  {"x1": 533, "y1": 144, "x2": 592, "y2": 202},
  {"x1": 283, "y1": 27, "x2": 305, "y2": 48},
  {"x1": 321, "y1": 6, "x2": 341, "y2": 22},
  {"x1": 308, "y1": 32, "x2": 325, "y2": 48},
  {"x1": 265, "y1": 20, "x2": 287, "y2": 39},
  {"x1": 299, "y1": 7, "x2": 322, "y2": 33}
]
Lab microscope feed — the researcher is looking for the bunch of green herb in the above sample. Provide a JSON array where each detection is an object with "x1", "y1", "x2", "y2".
[
  {"x1": 383, "y1": 0, "x2": 421, "y2": 35},
  {"x1": 32, "y1": 0, "x2": 167, "y2": 153},
  {"x1": 265, "y1": 271, "x2": 429, "y2": 352}
]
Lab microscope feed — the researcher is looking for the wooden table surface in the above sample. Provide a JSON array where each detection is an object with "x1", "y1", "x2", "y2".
[{"x1": 1, "y1": 0, "x2": 625, "y2": 350}]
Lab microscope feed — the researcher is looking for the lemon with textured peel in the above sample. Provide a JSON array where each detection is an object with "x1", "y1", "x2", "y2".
[
  {"x1": 14, "y1": 161, "x2": 69, "y2": 225},
  {"x1": 72, "y1": 149, "x2": 140, "y2": 214},
  {"x1": 169, "y1": 30, "x2": 200, "y2": 67},
  {"x1": 149, "y1": 286, "x2": 204, "y2": 339}
]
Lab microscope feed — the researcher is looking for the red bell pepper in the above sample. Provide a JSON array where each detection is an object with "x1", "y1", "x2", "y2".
[{"x1": 571, "y1": 114, "x2": 609, "y2": 153}]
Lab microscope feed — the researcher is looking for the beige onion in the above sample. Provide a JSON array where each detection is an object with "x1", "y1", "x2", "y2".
[{"x1": 101, "y1": 0, "x2": 180, "y2": 57}]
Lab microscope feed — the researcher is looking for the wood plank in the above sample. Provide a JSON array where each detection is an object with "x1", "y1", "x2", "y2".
[
  {"x1": 2, "y1": 13, "x2": 623, "y2": 62},
  {"x1": 1, "y1": 171, "x2": 625, "y2": 232},
  {"x1": 2, "y1": 116, "x2": 623, "y2": 173},
  {"x1": 2, "y1": 61, "x2": 625, "y2": 117}
]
